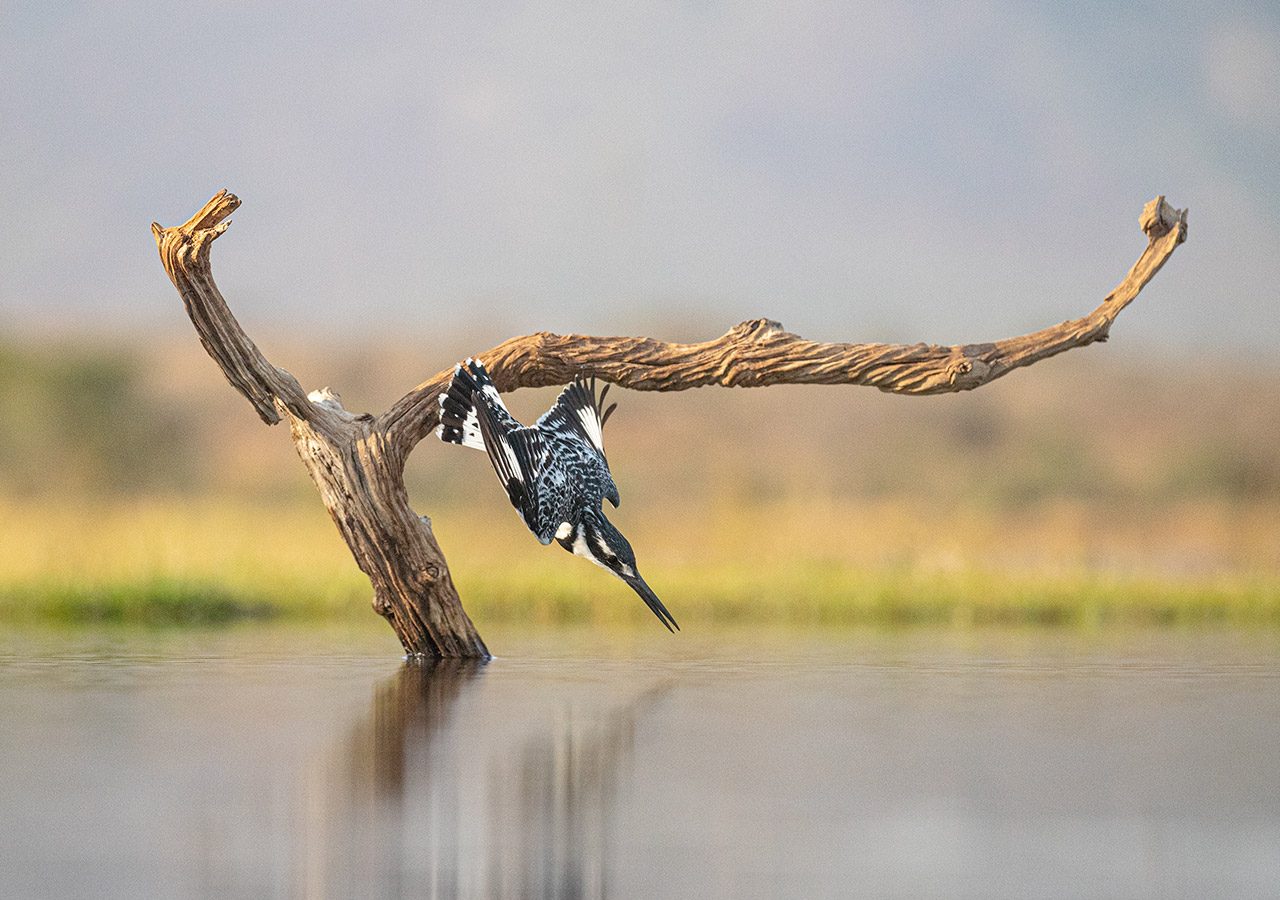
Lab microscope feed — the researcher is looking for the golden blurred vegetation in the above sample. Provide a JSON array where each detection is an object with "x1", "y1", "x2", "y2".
[{"x1": 1, "y1": 334, "x2": 1277, "y2": 627}]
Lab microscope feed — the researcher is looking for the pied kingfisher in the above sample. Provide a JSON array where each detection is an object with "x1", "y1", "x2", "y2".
[{"x1": 436, "y1": 359, "x2": 678, "y2": 632}]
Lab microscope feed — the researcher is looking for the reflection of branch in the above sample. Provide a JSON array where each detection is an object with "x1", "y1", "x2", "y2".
[
  {"x1": 302, "y1": 666, "x2": 673, "y2": 896},
  {"x1": 492, "y1": 680, "x2": 675, "y2": 896},
  {"x1": 295, "y1": 661, "x2": 484, "y2": 898},
  {"x1": 371, "y1": 660, "x2": 487, "y2": 796}
]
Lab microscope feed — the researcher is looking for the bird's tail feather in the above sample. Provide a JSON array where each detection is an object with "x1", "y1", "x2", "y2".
[{"x1": 436, "y1": 358, "x2": 498, "y2": 450}]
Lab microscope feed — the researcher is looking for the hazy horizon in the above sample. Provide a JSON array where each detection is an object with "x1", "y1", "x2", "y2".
[{"x1": 3, "y1": 2, "x2": 1277, "y2": 352}]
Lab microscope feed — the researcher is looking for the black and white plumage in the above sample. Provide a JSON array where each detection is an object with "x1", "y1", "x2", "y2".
[{"x1": 437, "y1": 359, "x2": 678, "y2": 632}]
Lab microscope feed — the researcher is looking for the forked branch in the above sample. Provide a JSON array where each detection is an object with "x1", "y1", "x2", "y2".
[{"x1": 152, "y1": 190, "x2": 1186, "y2": 657}]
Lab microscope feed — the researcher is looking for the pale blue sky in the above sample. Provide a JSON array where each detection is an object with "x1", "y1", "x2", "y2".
[{"x1": 1, "y1": 2, "x2": 1276, "y2": 350}]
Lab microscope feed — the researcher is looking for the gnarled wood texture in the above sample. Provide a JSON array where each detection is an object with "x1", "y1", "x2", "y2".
[
  {"x1": 152, "y1": 192, "x2": 487, "y2": 658},
  {"x1": 153, "y1": 191, "x2": 1186, "y2": 657}
]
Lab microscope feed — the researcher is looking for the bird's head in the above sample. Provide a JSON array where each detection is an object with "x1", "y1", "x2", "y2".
[
  {"x1": 589, "y1": 514, "x2": 637, "y2": 578},
  {"x1": 582, "y1": 512, "x2": 679, "y2": 632}
]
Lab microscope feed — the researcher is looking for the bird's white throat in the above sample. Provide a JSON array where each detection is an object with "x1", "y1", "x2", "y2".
[{"x1": 570, "y1": 529, "x2": 608, "y2": 569}]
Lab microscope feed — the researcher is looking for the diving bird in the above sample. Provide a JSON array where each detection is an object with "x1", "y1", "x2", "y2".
[{"x1": 436, "y1": 359, "x2": 678, "y2": 632}]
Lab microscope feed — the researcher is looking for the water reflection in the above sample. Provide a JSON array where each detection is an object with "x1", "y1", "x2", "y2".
[
  {"x1": 302, "y1": 661, "x2": 670, "y2": 898},
  {"x1": 5, "y1": 629, "x2": 1280, "y2": 897}
]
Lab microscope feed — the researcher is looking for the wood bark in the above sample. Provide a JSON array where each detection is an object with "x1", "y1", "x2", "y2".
[{"x1": 152, "y1": 192, "x2": 1187, "y2": 657}]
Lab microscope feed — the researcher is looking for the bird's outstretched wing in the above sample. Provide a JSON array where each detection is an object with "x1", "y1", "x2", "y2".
[
  {"x1": 473, "y1": 391, "x2": 559, "y2": 544},
  {"x1": 536, "y1": 377, "x2": 620, "y2": 506},
  {"x1": 536, "y1": 377, "x2": 617, "y2": 459}
]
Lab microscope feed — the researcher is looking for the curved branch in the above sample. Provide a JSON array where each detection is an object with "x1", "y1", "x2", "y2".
[
  {"x1": 151, "y1": 190, "x2": 334, "y2": 431},
  {"x1": 381, "y1": 196, "x2": 1188, "y2": 457}
]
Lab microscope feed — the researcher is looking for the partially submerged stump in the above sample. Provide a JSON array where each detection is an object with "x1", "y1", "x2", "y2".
[{"x1": 152, "y1": 193, "x2": 1187, "y2": 658}]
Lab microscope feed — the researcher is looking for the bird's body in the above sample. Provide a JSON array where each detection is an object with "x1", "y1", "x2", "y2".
[{"x1": 437, "y1": 359, "x2": 678, "y2": 631}]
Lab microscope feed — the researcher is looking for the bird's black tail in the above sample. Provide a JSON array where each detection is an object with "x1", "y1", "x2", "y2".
[{"x1": 436, "y1": 358, "x2": 499, "y2": 450}]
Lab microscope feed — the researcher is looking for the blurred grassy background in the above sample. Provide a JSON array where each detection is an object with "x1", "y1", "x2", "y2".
[{"x1": 1, "y1": 333, "x2": 1277, "y2": 628}]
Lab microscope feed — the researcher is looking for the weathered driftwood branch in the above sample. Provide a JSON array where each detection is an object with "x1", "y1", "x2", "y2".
[
  {"x1": 153, "y1": 191, "x2": 488, "y2": 658},
  {"x1": 153, "y1": 192, "x2": 1186, "y2": 657},
  {"x1": 380, "y1": 196, "x2": 1187, "y2": 458}
]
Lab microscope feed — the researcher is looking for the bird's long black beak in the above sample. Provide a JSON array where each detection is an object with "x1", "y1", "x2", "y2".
[{"x1": 623, "y1": 572, "x2": 679, "y2": 633}]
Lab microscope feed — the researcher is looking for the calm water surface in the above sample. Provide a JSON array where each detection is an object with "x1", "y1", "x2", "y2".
[{"x1": 1, "y1": 625, "x2": 1278, "y2": 899}]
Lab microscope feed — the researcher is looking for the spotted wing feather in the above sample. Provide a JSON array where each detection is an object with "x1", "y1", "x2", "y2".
[
  {"x1": 537, "y1": 377, "x2": 616, "y2": 458},
  {"x1": 536, "y1": 377, "x2": 620, "y2": 507}
]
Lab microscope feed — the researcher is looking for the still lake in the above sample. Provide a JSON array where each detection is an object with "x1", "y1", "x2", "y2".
[{"x1": 1, "y1": 624, "x2": 1278, "y2": 899}]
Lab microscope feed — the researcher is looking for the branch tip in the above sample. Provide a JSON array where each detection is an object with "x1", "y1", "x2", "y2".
[
  {"x1": 1141, "y1": 195, "x2": 1187, "y2": 241},
  {"x1": 180, "y1": 189, "x2": 241, "y2": 235}
]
